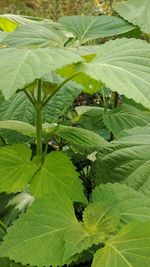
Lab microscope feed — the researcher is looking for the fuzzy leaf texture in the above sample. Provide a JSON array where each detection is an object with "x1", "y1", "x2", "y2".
[
  {"x1": 91, "y1": 126, "x2": 150, "y2": 197},
  {"x1": 0, "y1": 195, "x2": 78, "y2": 267},
  {"x1": 59, "y1": 15, "x2": 135, "y2": 44},
  {"x1": 30, "y1": 151, "x2": 87, "y2": 204},
  {"x1": 0, "y1": 144, "x2": 36, "y2": 193},
  {"x1": 0, "y1": 47, "x2": 83, "y2": 100},
  {"x1": 92, "y1": 183, "x2": 150, "y2": 225},
  {"x1": 114, "y1": 0, "x2": 150, "y2": 34},
  {"x1": 103, "y1": 103, "x2": 150, "y2": 137},
  {"x1": 78, "y1": 38, "x2": 150, "y2": 109},
  {"x1": 92, "y1": 222, "x2": 150, "y2": 267}
]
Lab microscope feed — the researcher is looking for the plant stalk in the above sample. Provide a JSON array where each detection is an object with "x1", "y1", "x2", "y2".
[{"x1": 35, "y1": 79, "x2": 43, "y2": 155}]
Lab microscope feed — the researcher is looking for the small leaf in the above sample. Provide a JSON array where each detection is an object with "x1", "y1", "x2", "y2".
[
  {"x1": 0, "y1": 144, "x2": 36, "y2": 193},
  {"x1": 30, "y1": 151, "x2": 87, "y2": 204}
]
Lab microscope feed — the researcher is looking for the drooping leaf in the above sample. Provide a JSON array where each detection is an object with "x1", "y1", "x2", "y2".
[
  {"x1": 114, "y1": 0, "x2": 150, "y2": 34},
  {"x1": 0, "y1": 120, "x2": 35, "y2": 137},
  {"x1": 0, "y1": 195, "x2": 78, "y2": 267},
  {"x1": 2, "y1": 23, "x2": 68, "y2": 48},
  {"x1": 64, "y1": 202, "x2": 119, "y2": 261},
  {"x1": 0, "y1": 47, "x2": 83, "y2": 100},
  {"x1": 103, "y1": 103, "x2": 150, "y2": 137},
  {"x1": 92, "y1": 222, "x2": 150, "y2": 267},
  {"x1": 30, "y1": 151, "x2": 87, "y2": 203},
  {"x1": 59, "y1": 15, "x2": 135, "y2": 44},
  {"x1": 92, "y1": 183, "x2": 150, "y2": 225},
  {"x1": 0, "y1": 144, "x2": 36, "y2": 193},
  {"x1": 79, "y1": 38, "x2": 150, "y2": 109},
  {"x1": 55, "y1": 125, "x2": 108, "y2": 149},
  {"x1": 91, "y1": 126, "x2": 150, "y2": 197}
]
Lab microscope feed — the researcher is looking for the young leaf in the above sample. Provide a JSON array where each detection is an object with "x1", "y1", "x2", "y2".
[
  {"x1": 79, "y1": 38, "x2": 150, "y2": 109},
  {"x1": 0, "y1": 47, "x2": 83, "y2": 100},
  {"x1": 114, "y1": 0, "x2": 150, "y2": 34},
  {"x1": 0, "y1": 144, "x2": 36, "y2": 193},
  {"x1": 103, "y1": 103, "x2": 150, "y2": 137},
  {"x1": 91, "y1": 126, "x2": 150, "y2": 197},
  {"x1": 30, "y1": 151, "x2": 87, "y2": 204},
  {"x1": 59, "y1": 15, "x2": 135, "y2": 44},
  {"x1": 64, "y1": 202, "x2": 119, "y2": 261},
  {"x1": 0, "y1": 195, "x2": 78, "y2": 267},
  {"x1": 92, "y1": 222, "x2": 150, "y2": 267}
]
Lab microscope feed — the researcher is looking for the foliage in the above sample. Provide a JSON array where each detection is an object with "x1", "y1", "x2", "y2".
[{"x1": 0, "y1": 1, "x2": 150, "y2": 266}]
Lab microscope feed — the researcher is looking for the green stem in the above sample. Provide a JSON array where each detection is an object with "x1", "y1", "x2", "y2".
[
  {"x1": 35, "y1": 79, "x2": 43, "y2": 155},
  {"x1": 24, "y1": 89, "x2": 35, "y2": 107},
  {"x1": 42, "y1": 72, "x2": 80, "y2": 107}
]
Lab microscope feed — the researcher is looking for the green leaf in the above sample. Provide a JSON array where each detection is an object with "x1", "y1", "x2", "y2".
[
  {"x1": 64, "y1": 202, "x2": 119, "y2": 261},
  {"x1": 0, "y1": 195, "x2": 78, "y2": 267},
  {"x1": 0, "y1": 144, "x2": 36, "y2": 193},
  {"x1": 103, "y1": 103, "x2": 150, "y2": 137},
  {"x1": 30, "y1": 151, "x2": 87, "y2": 203},
  {"x1": 0, "y1": 16, "x2": 17, "y2": 32},
  {"x1": 0, "y1": 47, "x2": 83, "y2": 100},
  {"x1": 79, "y1": 38, "x2": 150, "y2": 109},
  {"x1": 59, "y1": 15, "x2": 135, "y2": 44},
  {"x1": 92, "y1": 222, "x2": 150, "y2": 267},
  {"x1": 3, "y1": 23, "x2": 68, "y2": 48},
  {"x1": 92, "y1": 183, "x2": 150, "y2": 225},
  {"x1": 0, "y1": 120, "x2": 35, "y2": 137},
  {"x1": 76, "y1": 106, "x2": 110, "y2": 139},
  {"x1": 114, "y1": 0, "x2": 150, "y2": 34},
  {"x1": 91, "y1": 126, "x2": 150, "y2": 197},
  {"x1": 55, "y1": 125, "x2": 108, "y2": 149}
]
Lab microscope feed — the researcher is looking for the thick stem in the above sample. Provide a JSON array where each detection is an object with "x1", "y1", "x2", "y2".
[{"x1": 35, "y1": 79, "x2": 43, "y2": 155}]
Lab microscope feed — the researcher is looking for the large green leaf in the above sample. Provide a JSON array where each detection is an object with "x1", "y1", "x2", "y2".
[
  {"x1": 0, "y1": 47, "x2": 83, "y2": 100},
  {"x1": 59, "y1": 15, "x2": 135, "y2": 44},
  {"x1": 30, "y1": 151, "x2": 87, "y2": 203},
  {"x1": 92, "y1": 222, "x2": 150, "y2": 267},
  {"x1": 55, "y1": 125, "x2": 108, "y2": 149},
  {"x1": 114, "y1": 0, "x2": 150, "y2": 34},
  {"x1": 79, "y1": 38, "x2": 150, "y2": 108},
  {"x1": 0, "y1": 144, "x2": 36, "y2": 193},
  {"x1": 92, "y1": 183, "x2": 150, "y2": 225},
  {"x1": 91, "y1": 126, "x2": 150, "y2": 197},
  {"x1": 2, "y1": 23, "x2": 68, "y2": 48},
  {"x1": 0, "y1": 195, "x2": 78, "y2": 267},
  {"x1": 103, "y1": 103, "x2": 150, "y2": 137}
]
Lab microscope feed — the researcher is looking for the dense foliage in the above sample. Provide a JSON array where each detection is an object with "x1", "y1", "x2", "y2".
[{"x1": 0, "y1": 0, "x2": 150, "y2": 266}]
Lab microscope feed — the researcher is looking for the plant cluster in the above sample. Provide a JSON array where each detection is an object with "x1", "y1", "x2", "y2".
[{"x1": 0, "y1": 0, "x2": 150, "y2": 266}]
